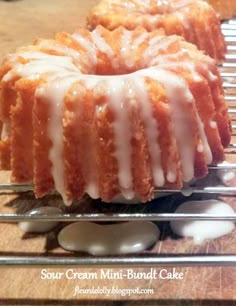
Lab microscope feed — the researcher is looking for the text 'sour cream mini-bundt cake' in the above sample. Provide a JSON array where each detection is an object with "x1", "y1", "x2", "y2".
[
  {"x1": 87, "y1": 0, "x2": 226, "y2": 62},
  {"x1": 0, "y1": 26, "x2": 231, "y2": 205}
]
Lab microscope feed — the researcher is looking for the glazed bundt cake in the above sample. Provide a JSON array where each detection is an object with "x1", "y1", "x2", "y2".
[
  {"x1": 204, "y1": 0, "x2": 236, "y2": 20},
  {"x1": 87, "y1": 0, "x2": 226, "y2": 62},
  {"x1": 0, "y1": 26, "x2": 231, "y2": 204}
]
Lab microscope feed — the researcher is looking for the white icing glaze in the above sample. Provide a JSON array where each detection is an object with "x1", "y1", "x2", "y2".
[
  {"x1": 58, "y1": 221, "x2": 160, "y2": 255},
  {"x1": 91, "y1": 28, "x2": 114, "y2": 61},
  {"x1": 156, "y1": 0, "x2": 171, "y2": 12},
  {"x1": 8, "y1": 51, "x2": 78, "y2": 64},
  {"x1": 74, "y1": 78, "x2": 100, "y2": 199},
  {"x1": 1, "y1": 123, "x2": 8, "y2": 141},
  {"x1": 210, "y1": 120, "x2": 217, "y2": 129},
  {"x1": 120, "y1": 30, "x2": 133, "y2": 68},
  {"x1": 218, "y1": 170, "x2": 236, "y2": 184},
  {"x1": 171, "y1": 200, "x2": 235, "y2": 244},
  {"x1": 6, "y1": 50, "x2": 66, "y2": 62},
  {"x1": 151, "y1": 62, "x2": 212, "y2": 165},
  {"x1": 166, "y1": 171, "x2": 177, "y2": 183},
  {"x1": 1, "y1": 27, "x2": 220, "y2": 204},
  {"x1": 135, "y1": 14, "x2": 163, "y2": 31},
  {"x1": 3, "y1": 56, "x2": 77, "y2": 82},
  {"x1": 85, "y1": 181, "x2": 100, "y2": 199},
  {"x1": 155, "y1": 61, "x2": 203, "y2": 84},
  {"x1": 217, "y1": 161, "x2": 236, "y2": 185},
  {"x1": 19, "y1": 206, "x2": 62, "y2": 233},
  {"x1": 131, "y1": 32, "x2": 148, "y2": 50},
  {"x1": 181, "y1": 188, "x2": 193, "y2": 197},
  {"x1": 36, "y1": 40, "x2": 84, "y2": 68},
  {"x1": 111, "y1": 193, "x2": 141, "y2": 204},
  {"x1": 196, "y1": 113, "x2": 212, "y2": 164},
  {"x1": 127, "y1": 0, "x2": 171, "y2": 14},
  {"x1": 106, "y1": 78, "x2": 134, "y2": 199},
  {"x1": 133, "y1": 77, "x2": 165, "y2": 187},
  {"x1": 130, "y1": 0, "x2": 151, "y2": 10},
  {"x1": 72, "y1": 33, "x2": 97, "y2": 66},
  {"x1": 208, "y1": 70, "x2": 218, "y2": 82},
  {"x1": 123, "y1": 1, "x2": 136, "y2": 10},
  {"x1": 139, "y1": 67, "x2": 195, "y2": 182},
  {"x1": 143, "y1": 36, "x2": 175, "y2": 64},
  {"x1": 148, "y1": 48, "x2": 197, "y2": 68},
  {"x1": 174, "y1": 11, "x2": 191, "y2": 32},
  {"x1": 36, "y1": 75, "x2": 80, "y2": 205}
]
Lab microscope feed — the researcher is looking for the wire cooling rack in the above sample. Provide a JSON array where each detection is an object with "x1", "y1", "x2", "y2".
[{"x1": 1, "y1": 19, "x2": 236, "y2": 267}]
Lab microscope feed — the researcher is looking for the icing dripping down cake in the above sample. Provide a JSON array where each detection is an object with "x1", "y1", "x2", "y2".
[{"x1": 0, "y1": 26, "x2": 231, "y2": 204}]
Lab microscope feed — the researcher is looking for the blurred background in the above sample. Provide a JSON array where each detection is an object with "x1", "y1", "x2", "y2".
[{"x1": 0, "y1": 0, "x2": 97, "y2": 56}]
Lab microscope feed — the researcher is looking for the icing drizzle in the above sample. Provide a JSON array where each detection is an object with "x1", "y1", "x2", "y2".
[{"x1": 0, "y1": 28, "x2": 220, "y2": 203}]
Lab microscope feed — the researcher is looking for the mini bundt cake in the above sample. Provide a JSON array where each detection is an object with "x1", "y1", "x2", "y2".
[
  {"x1": 204, "y1": 0, "x2": 236, "y2": 20},
  {"x1": 0, "y1": 26, "x2": 231, "y2": 204},
  {"x1": 87, "y1": 0, "x2": 226, "y2": 62}
]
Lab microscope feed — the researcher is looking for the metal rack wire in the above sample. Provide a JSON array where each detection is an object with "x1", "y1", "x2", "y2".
[{"x1": 1, "y1": 19, "x2": 236, "y2": 267}]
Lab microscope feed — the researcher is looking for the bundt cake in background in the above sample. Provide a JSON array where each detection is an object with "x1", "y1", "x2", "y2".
[
  {"x1": 204, "y1": 0, "x2": 236, "y2": 20},
  {"x1": 0, "y1": 26, "x2": 231, "y2": 204},
  {"x1": 87, "y1": 0, "x2": 226, "y2": 62}
]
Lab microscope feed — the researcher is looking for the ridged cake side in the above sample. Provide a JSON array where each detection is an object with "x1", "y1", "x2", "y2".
[{"x1": 0, "y1": 26, "x2": 231, "y2": 203}]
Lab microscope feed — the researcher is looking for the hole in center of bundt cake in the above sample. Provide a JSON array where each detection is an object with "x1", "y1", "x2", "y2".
[
  {"x1": 94, "y1": 49, "x2": 149, "y2": 76},
  {"x1": 94, "y1": 60, "x2": 140, "y2": 76}
]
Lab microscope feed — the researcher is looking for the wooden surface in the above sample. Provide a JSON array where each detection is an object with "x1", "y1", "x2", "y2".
[
  {"x1": 0, "y1": 0, "x2": 98, "y2": 57},
  {"x1": 0, "y1": 1, "x2": 236, "y2": 305}
]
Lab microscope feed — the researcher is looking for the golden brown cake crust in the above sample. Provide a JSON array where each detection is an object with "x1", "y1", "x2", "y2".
[
  {"x1": 0, "y1": 26, "x2": 231, "y2": 203},
  {"x1": 87, "y1": 0, "x2": 226, "y2": 62}
]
